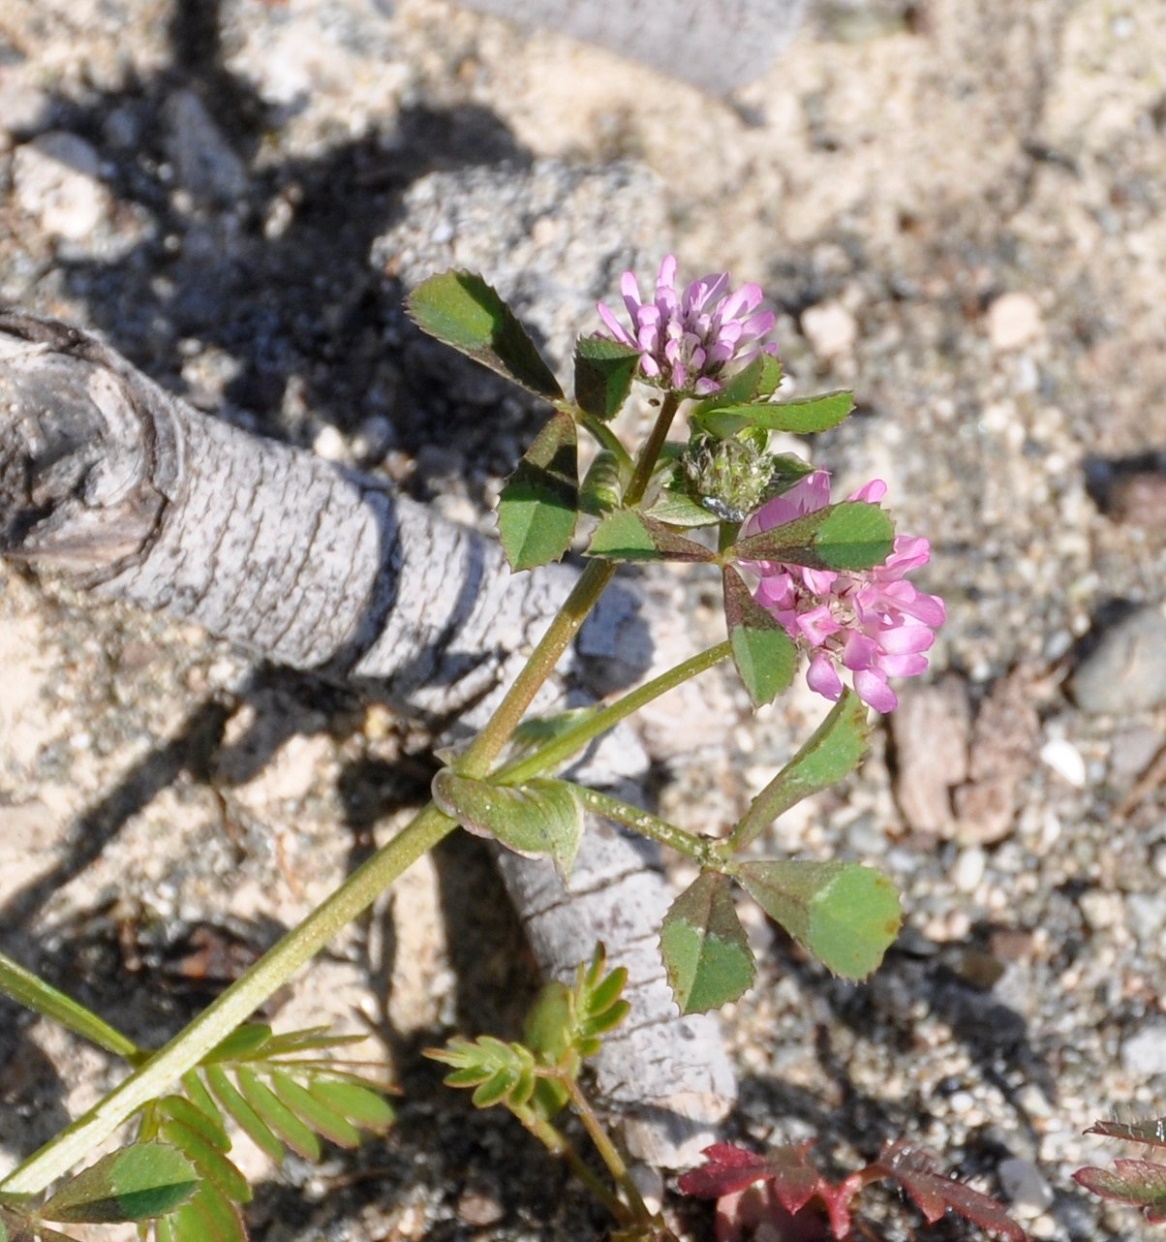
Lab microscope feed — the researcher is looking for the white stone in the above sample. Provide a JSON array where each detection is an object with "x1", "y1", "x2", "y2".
[
  {"x1": 801, "y1": 300, "x2": 857, "y2": 359},
  {"x1": 953, "y1": 846, "x2": 986, "y2": 893},
  {"x1": 12, "y1": 131, "x2": 109, "y2": 240},
  {"x1": 987, "y1": 292, "x2": 1042, "y2": 351},
  {"x1": 1039, "y1": 737, "x2": 1087, "y2": 788}
]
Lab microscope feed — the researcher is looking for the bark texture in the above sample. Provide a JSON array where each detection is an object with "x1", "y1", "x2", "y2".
[
  {"x1": 457, "y1": 0, "x2": 808, "y2": 96},
  {"x1": 0, "y1": 310, "x2": 734, "y2": 1167}
]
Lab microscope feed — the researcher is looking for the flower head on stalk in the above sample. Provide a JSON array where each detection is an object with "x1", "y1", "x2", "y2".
[
  {"x1": 596, "y1": 255, "x2": 777, "y2": 396},
  {"x1": 742, "y1": 471, "x2": 945, "y2": 713}
]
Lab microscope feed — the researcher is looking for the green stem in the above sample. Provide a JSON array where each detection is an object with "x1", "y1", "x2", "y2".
[
  {"x1": 521, "y1": 1109, "x2": 630, "y2": 1224},
  {"x1": 0, "y1": 803, "x2": 456, "y2": 1195},
  {"x1": 456, "y1": 557, "x2": 618, "y2": 778},
  {"x1": 623, "y1": 392, "x2": 680, "y2": 507},
  {"x1": 574, "y1": 787, "x2": 717, "y2": 867},
  {"x1": 459, "y1": 392, "x2": 683, "y2": 779},
  {"x1": 559, "y1": 1076, "x2": 651, "y2": 1224},
  {"x1": 0, "y1": 951, "x2": 141, "y2": 1063},
  {"x1": 496, "y1": 641, "x2": 732, "y2": 786}
]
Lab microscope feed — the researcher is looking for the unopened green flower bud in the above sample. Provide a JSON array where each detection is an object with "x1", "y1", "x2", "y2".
[{"x1": 683, "y1": 437, "x2": 776, "y2": 523}]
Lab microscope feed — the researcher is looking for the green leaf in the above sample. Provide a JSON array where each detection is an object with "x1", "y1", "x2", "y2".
[
  {"x1": 722, "y1": 565, "x2": 797, "y2": 708},
  {"x1": 578, "y1": 449, "x2": 625, "y2": 516},
  {"x1": 660, "y1": 869, "x2": 750, "y2": 1013},
  {"x1": 587, "y1": 510, "x2": 715, "y2": 562},
  {"x1": 427, "y1": 1036, "x2": 538, "y2": 1111},
  {"x1": 235, "y1": 1067, "x2": 321, "y2": 1161},
  {"x1": 203, "y1": 1065, "x2": 286, "y2": 1163},
  {"x1": 407, "y1": 270, "x2": 563, "y2": 400},
  {"x1": 40, "y1": 1144, "x2": 198, "y2": 1224},
  {"x1": 497, "y1": 409, "x2": 579, "y2": 570},
  {"x1": 730, "y1": 501, "x2": 894, "y2": 571},
  {"x1": 268, "y1": 1070, "x2": 363, "y2": 1149},
  {"x1": 510, "y1": 707, "x2": 601, "y2": 760},
  {"x1": 736, "y1": 860, "x2": 902, "y2": 980},
  {"x1": 180, "y1": 1071, "x2": 219, "y2": 1128},
  {"x1": 254, "y1": 1026, "x2": 366, "y2": 1056},
  {"x1": 731, "y1": 690, "x2": 870, "y2": 850},
  {"x1": 690, "y1": 355, "x2": 774, "y2": 416},
  {"x1": 159, "y1": 1096, "x2": 229, "y2": 1153},
  {"x1": 158, "y1": 1119, "x2": 252, "y2": 1207},
  {"x1": 309, "y1": 1078, "x2": 395, "y2": 1132},
  {"x1": 644, "y1": 485, "x2": 720, "y2": 528},
  {"x1": 660, "y1": 872, "x2": 756, "y2": 1014},
  {"x1": 573, "y1": 336, "x2": 640, "y2": 420},
  {"x1": 169, "y1": 1182, "x2": 246, "y2": 1242},
  {"x1": 205, "y1": 1023, "x2": 272, "y2": 1063},
  {"x1": 431, "y1": 772, "x2": 583, "y2": 879},
  {"x1": 692, "y1": 391, "x2": 854, "y2": 439}
]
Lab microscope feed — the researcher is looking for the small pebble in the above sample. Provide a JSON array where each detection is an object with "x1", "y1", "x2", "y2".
[
  {"x1": 953, "y1": 846, "x2": 986, "y2": 893},
  {"x1": 1120, "y1": 1019, "x2": 1166, "y2": 1076},
  {"x1": 1040, "y1": 737, "x2": 1087, "y2": 787},
  {"x1": 986, "y1": 292, "x2": 1042, "y2": 351},
  {"x1": 998, "y1": 1156, "x2": 1054, "y2": 1218},
  {"x1": 1072, "y1": 605, "x2": 1166, "y2": 714},
  {"x1": 12, "y1": 131, "x2": 109, "y2": 239},
  {"x1": 801, "y1": 300, "x2": 857, "y2": 358}
]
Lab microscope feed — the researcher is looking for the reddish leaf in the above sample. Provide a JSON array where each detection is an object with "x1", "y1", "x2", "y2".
[
  {"x1": 871, "y1": 1142, "x2": 1026, "y2": 1240},
  {"x1": 1075, "y1": 1159, "x2": 1166, "y2": 1222},
  {"x1": 679, "y1": 1143, "x2": 851, "y2": 1233},
  {"x1": 1086, "y1": 1116, "x2": 1166, "y2": 1150}
]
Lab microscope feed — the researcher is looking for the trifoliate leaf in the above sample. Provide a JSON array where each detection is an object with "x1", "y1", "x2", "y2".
[
  {"x1": 497, "y1": 409, "x2": 579, "y2": 570},
  {"x1": 574, "y1": 336, "x2": 640, "y2": 420},
  {"x1": 722, "y1": 565, "x2": 797, "y2": 708},
  {"x1": 736, "y1": 860, "x2": 901, "y2": 980},
  {"x1": 407, "y1": 271, "x2": 563, "y2": 400},
  {"x1": 730, "y1": 501, "x2": 893, "y2": 571},
  {"x1": 40, "y1": 1144, "x2": 198, "y2": 1224},
  {"x1": 660, "y1": 872, "x2": 755, "y2": 1013},
  {"x1": 431, "y1": 772, "x2": 583, "y2": 879},
  {"x1": 730, "y1": 690, "x2": 869, "y2": 850},
  {"x1": 587, "y1": 510, "x2": 715, "y2": 561}
]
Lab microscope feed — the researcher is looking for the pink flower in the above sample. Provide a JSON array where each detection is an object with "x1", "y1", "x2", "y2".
[
  {"x1": 743, "y1": 472, "x2": 945, "y2": 713},
  {"x1": 596, "y1": 255, "x2": 777, "y2": 396}
]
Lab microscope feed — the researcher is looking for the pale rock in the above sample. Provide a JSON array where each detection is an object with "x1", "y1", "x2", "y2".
[
  {"x1": 987, "y1": 292, "x2": 1042, "y2": 351},
  {"x1": 1039, "y1": 736, "x2": 1087, "y2": 787},
  {"x1": 1121, "y1": 1019, "x2": 1166, "y2": 1076},
  {"x1": 801, "y1": 300, "x2": 858, "y2": 359},
  {"x1": 11, "y1": 131, "x2": 109, "y2": 240}
]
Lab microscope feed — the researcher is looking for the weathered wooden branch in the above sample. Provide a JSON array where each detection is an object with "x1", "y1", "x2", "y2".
[{"x1": 0, "y1": 310, "x2": 735, "y2": 1167}]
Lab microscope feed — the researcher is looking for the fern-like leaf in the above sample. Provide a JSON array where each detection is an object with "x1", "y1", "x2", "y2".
[
  {"x1": 427, "y1": 1035, "x2": 540, "y2": 1111},
  {"x1": 132, "y1": 1023, "x2": 395, "y2": 1241}
]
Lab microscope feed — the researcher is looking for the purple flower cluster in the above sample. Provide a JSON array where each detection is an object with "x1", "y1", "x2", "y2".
[
  {"x1": 597, "y1": 255, "x2": 777, "y2": 396},
  {"x1": 743, "y1": 472, "x2": 945, "y2": 713}
]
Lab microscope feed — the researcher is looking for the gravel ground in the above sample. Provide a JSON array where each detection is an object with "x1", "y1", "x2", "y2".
[{"x1": 3, "y1": 1, "x2": 1166, "y2": 1239}]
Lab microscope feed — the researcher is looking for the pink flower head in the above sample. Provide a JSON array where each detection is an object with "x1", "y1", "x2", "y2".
[
  {"x1": 743, "y1": 471, "x2": 945, "y2": 713},
  {"x1": 596, "y1": 255, "x2": 778, "y2": 396}
]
